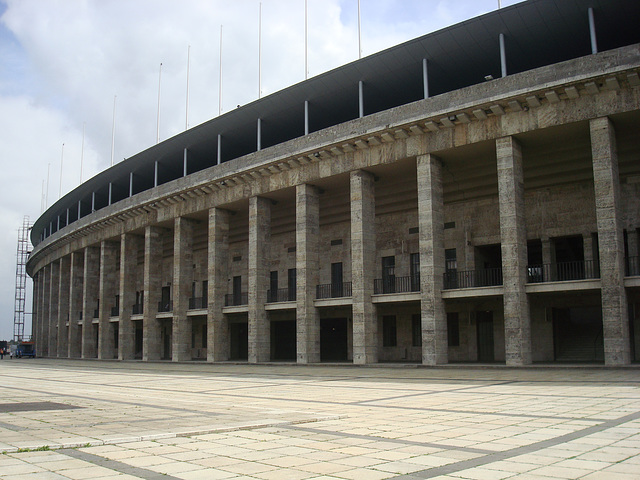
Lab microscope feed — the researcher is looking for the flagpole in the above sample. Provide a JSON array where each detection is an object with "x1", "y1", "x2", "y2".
[
  {"x1": 186, "y1": 46, "x2": 191, "y2": 130},
  {"x1": 46, "y1": 163, "x2": 50, "y2": 210},
  {"x1": 219, "y1": 25, "x2": 223, "y2": 115},
  {"x1": 157, "y1": 62, "x2": 162, "y2": 143},
  {"x1": 258, "y1": 3, "x2": 262, "y2": 98},
  {"x1": 59, "y1": 143, "x2": 64, "y2": 199},
  {"x1": 305, "y1": 0, "x2": 308, "y2": 79},
  {"x1": 357, "y1": 0, "x2": 362, "y2": 59},
  {"x1": 110, "y1": 95, "x2": 117, "y2": 166},
  {"x1": 80, "y1": 122, "x2": 85, "y2": 184}
]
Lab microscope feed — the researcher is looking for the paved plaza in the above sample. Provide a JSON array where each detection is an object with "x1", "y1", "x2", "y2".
[{"x1": 0, "y1": 360, "x2": 639, "y2": 479}]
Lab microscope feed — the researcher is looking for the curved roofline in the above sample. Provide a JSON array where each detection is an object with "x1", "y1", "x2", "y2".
[{"x1": 31, "y1": 0, "x2": 640, "y2": 245}]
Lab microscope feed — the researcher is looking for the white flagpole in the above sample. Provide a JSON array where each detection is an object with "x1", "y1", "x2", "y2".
[
  {"x1": 186, "y1": 46, "x2": 191, "y2": 130},
  {"x1": 357, "y1": 0, "x2": 362, "y2": 59},
  {"x1": 157, "y1": 62, "x2": 162, "y2": 143},
  {"x1": 498, "y1": 0, "x2": 502, "y2": 8},
  {"x1": 219, "y1": 25, "x2": 223, "y2": 115},
  {"x1": 41, "y1": 180, "x2": 45, "y2": 213},
  {"x1": 59, "y1": 143, "x2": 64, "y2": 199},
  {"x1": 305, "y1": 0, "x2": 308, "y2": 79},
  {"x1": 258, "y1": 3, "x2": 262, "y2": 98},
  {"x1": 80, "y1": 122, "x2": 85, "y2": 184},
  {"x1": 46, "y1": 163, "x2": 50, "y2": 210},
  {"x1": 111, "y1": 95, "x2": 117, "y2": 166}
]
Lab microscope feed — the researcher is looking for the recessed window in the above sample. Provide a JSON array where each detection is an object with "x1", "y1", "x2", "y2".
[{"x1": 383, "y1": 316, "x2": 397, "y2": 347}]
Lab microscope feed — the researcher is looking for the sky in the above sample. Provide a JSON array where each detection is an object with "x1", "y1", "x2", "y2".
[{"x1": 0, "y1": 0, "x2": 522, "y2": 342}]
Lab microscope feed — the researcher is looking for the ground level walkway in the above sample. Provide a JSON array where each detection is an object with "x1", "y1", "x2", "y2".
[{"x1": 0, "y1": 360, "x2": 639, "y2": 479}]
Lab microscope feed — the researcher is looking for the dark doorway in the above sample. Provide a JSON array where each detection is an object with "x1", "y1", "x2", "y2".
[
  {"x1": 269, "y1": 271, "x2": 278, "y2": 303},
  {"x1": 331, "y1": 262, "x2": 343, "y2": 297},
  {"x1": 288, "y1": 268, "x2": 296, "y2": 301},
  {"x1": 271, "y1": 320, "x2": 296, "y2": 360},
  {"x1": 233, "y1": 276, "x2": 242, "y2": 305},
  {"x1": 113, "y1": 323, "x2": 119, "y2": 359},
  {"x1": 230, "y1": 321, "x2": 248, "y2": 360},
  {"x1": 161, "y1": 322, "x2": 172, "y2": 360},
  {"x1": 161, "y1": 286, "x2": 171, "y2": 311},
  {"x1": 382, "y1": 256, "x2": 396, "y2": 293},
  {"x1": 135, "y1": 322, "x2": 143, "y2": 359},
  {"x1": 553, "y1": 307, "x2": 603, "y2": 362},
  {"x1": 321, "y1": 318, "x2": 348, "y2": 361},
  {"x1": 476, "y1": 311, "x2": 495, "y2": 362}
]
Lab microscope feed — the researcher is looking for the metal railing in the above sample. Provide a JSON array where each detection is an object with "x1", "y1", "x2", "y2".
[
  {"x1": 443, "y1": 268, "x2": 503, "y2": 289},
  {"x1": 374, "y1": 275, "x2": 420, "y2": 294},
  {"x1": 225, "y1": 293, "x2": 248, "y2": 307},
  {"x1": 188, "y1": 297, "x2": 207, "y2": 309},
  {"x1": 267, "y1": 288, "x2": 296, "y2": 303},
  {"x1": 132, "y1": 304, "x2": 143, "y2": 315},
  {"x1": 626, "y1": 256, "x2": 639, "y2": 277},
  {"x1": 158, "y1": 300, "x2": 173, "y2": 313},
  {"x1": 527, "y1": 260, "x2": 599, "y2": 283},
  {"x1": 316, "y1": 282, "x2": 352, "y2": 299}
]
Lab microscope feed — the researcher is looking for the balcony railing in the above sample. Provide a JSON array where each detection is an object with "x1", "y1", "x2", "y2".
[
  {"x1": 527, "y1": 260, "x2": 599, "y2": 283},
  {"x1": 132, "y1": 304, "x2": 143, "y2": 315},
  {"x1": 225, "y1": 293, "x2": 248, "y2": 307},
  {"x1": 267, "y1": 288, "x2": 296, "y2": 303},
  {"x1": 626, "y1": 256, "x2": 639, "y2": 277},
  {"x1": 443, "y1": 268, "x2": 503, "y2": 289},
  {"x1": 189, "y1": 297, "x2": 207, "y2": 309},
  {"x1": 158, "y1": 300, "x2": 173, "y2": 313},
  {"x1": 316, "y1": 282, "x2": 352, "y2": 299},
  {"x1": 110, "y1": 306, "x2": 119, "y2": 317},
  {"x1": 374, "y1": 275, "x2": 420, "y2": 294}
]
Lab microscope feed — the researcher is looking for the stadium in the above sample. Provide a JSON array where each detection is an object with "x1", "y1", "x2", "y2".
[{"x1": 27, "y1": 0, "x2": 640, "y2": 365}]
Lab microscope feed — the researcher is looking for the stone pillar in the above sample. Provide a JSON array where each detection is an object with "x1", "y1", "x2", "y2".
[
  {"x1": 68, "y1": 251, "x2": 84, "y2": 358},
  {"x1": 417, "y1": 155, "x2": 447, "y2": 365},
  {"x1": 119, "y1": 233, "x2": 141, "y2": 360},
  {"x1": 296, "y1": 184, "x2": 320, "y2": 363},
  {"x1": 82, "y1": 246, "x2": 100, "y2": 358},
  {"x1": 32, "y1": 272, "x2": 41, "y2": 347},
  {"x1": 248, "y1": 196, "x2": 270, "y2": 363},
  {"x1": 143, "y1": 226, "x2": 163, "y2": 361},
  {"x1": 173, "y1": 217, "x2": 195, "y2": 361},
  {"x1": 48, "y1": 261, "x2": 60, "y2": 357},
  {"x1": 497, "y1": 136, "x2": 532, "y2": 366},
  {"x1": 98, "y1": 241, "x2": 118, "y2": 359},
  {"x1": 208, "y1": 208, "x2": 230, "y2": 362},
  {"x1": 590, "y1": 117, "x2": 630, "y2": 365},
  {"x1": 57, "y1": 255, "x2": 71, "y2": 357},
  {"x1": 351, "y1": 170, "x2": 377, "y2": 364},
  {"x1": 541, "y1": 237, "x2": 555, "y2": 281},
  {"x1": 40, "y1": 266, "x2": 50, "y2": 356}
]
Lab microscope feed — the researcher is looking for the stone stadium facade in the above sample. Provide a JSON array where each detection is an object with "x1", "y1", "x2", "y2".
[{"x1": 27, "y1": 0, "x2": 640, "y2": 365}]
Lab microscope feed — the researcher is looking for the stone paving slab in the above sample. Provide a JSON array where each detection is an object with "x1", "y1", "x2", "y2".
[{"x1": 0, "y1": 359, "x2": 639, "y2": 479}]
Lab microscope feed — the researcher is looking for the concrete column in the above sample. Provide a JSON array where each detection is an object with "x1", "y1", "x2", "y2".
[
  {"x1": 57, "y1": 255, "x2": 71, "y2": 357},
  {"x1": 351, "y1": 170, "x2": 377, "y2": 364},
  {"x1": 68, "y1": 251, "x2": 84, "y2": 358},
  {"x1": 31, "y1": 273, "x2": 39, "y2": 345},
  {"x1": 248, "y1": 196, "x2": 270, "y2": 363},
  {"x1": 541, "y1": 237, "x2": 555, "y2": 281},
  {"x1": 119, "y1": 233, "x2": 141, "y2": 360},
  {"x1": 208, "y1": 208, "x2": 230, "y2": 362},
  {"x1": 82, "y1": 246, "x2": 100, "y2": 358},
  {"x1": 590, "y1": 117, "x2": 630, "y2": 365},
  {"x1": 417, "y1": 155, "x2": 447, "y2": 365},
  {"x1": 296, "y1": 184, "x2": 320, "y2": 363},
  {"x1": 48, "y1": 261, "x2": 60, "y2": 357},
  {"x1": 98, "y1": 241, "x2": 118, "y2": 359},
  {"x1": 143, "y1": 226, "x2": 163, "y2": 361},
  {"x1": 497, "y1": 136, "x2": 532, "y2": 366},
  {"x1": 173, "y1": 217, "x2": 195, "y2": 361},
  {"x1": 41, "y1": 265, "x2": 50, "y2": 356}
]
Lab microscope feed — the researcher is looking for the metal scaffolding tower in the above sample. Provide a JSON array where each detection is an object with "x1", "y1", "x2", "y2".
[{"x1": 14, "y1": 216, "x2": 32, "y2": 342}]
